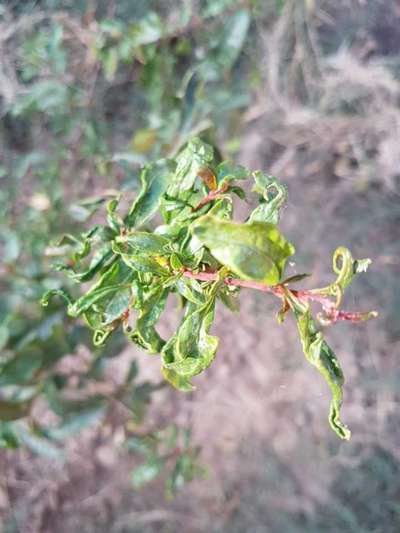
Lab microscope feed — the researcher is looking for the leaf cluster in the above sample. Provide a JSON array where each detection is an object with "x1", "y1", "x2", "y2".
[
  {"x1": 0, "y1": 0, "x2": 256, "y2": 477},
  {"x1": 43, "y1": 138, "x2": 377, "y2": 440}
]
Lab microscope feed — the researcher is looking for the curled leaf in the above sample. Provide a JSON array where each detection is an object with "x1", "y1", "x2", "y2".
[
  {"x1": 162, "y1": 296, "x2": 218, "y2": 390},
  {"x1": 126, "y1": 287, "x2": 168, "y2": 353},
  {"x1": 41, "y1": 288, "x2": 73, "y2": 308},
  {"x1": 333, "y1": 247, "x2": 371, "y2": 290},
  {"x1": 170, "y1": 137, "x2": 214, "y2": 195},
  {"x1": 295, "y1": 307, "x2": 351, "y2": 440},
  {"x1": 249, "y1": 172, "x2": 287, "y2": 225}
]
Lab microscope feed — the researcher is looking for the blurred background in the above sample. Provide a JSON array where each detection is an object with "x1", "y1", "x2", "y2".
[{"x1": 0, "y1": 0, "x2": 399, "y2": 531}]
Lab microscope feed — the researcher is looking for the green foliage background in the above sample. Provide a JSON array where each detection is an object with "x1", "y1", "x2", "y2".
[{"x1": 0, "y1": 0, "x2": 260, "y2": 495}]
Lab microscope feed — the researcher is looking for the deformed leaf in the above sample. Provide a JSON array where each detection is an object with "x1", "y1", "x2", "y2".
[
  {"x1": 54, "y1": 246, "x2": 115, "y2": 284},
  {"x1": 175, "y1": 277, "x2": 205, "y2": 305},
  {"x1": 295, "y1": 307, "x2": 351, "y2": 440},
  {"x1": 169, "y1": 137, "x2": 214, "y2": 195},
  {"x1": 40, "y1": 135, "x2": 376, "y2": 446},
  {"x1": 249, "y1": 172, "x2": 288, "y2": 225},
  {"x1": 126, "y1": 159, "x2": 176, "y2": 228},
  {"x1": 161, "y1": 366, "x2": 194, "y2": 392},
  {"x1": 68, "y1": 260, "x2": 134, "y2": 317},
  {"x1": 107, "y1": 196, "x2": 124, "y2": 232},
  {"x1": 126, "y1": 287, "x2": 168, "y2": 353},
  {"x1": 191, "y1": 216, "x2": 295, "y2": 285},
  {"x1": 332, "y1": 247, "x2": 371, "y2": 291},
  {"x1": 162, "y1": 296, "x2": 218, "y2": 390}
]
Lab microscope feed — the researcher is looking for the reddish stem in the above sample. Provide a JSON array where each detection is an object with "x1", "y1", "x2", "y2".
[
  {"x1": 192, "y1": 183, "x2": 229, "y2": 212},
  {"x1": 182, "y1": 269, "x2": 371, "y2": 323}
]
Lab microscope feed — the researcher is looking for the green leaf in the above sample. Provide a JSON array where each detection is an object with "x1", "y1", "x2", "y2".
[
  {"x1": 68, "y1": 194, "x2": 117, "y2": 222},
  {"x1": 103, "y1": 288, "x2": 132, "y2": 325},
  {"x1": 332, "y1": 247, "x2": 371, "y2": 291},
  {"x1": 69, "y1": 285, "x2": 125, "y2": 317},
  {"x1": 162, "y1": 296, "x2": 218, "y2": 389},
  {"x1": 130, "y1": 11, "x2": 164, "y2": 46},
  {"x1": 166, "y1": 452, "x2": 198, "y2": 498},
  {"x1": 103, "y1": 47, "x2": 119, "y2": 81},
  {"x1": 249, "y1": 172, "x2": 288, "y2": 225},
  {"x1": 113, "y1": 232, "x2": 169, "y2": 256},
  {"x1": 169, "y1": 138, "x2": 214, "y2": 195},
  {"x1": 132, "y1": 457, "x2": 164, "y2": 488},
  {"x1": 126, "y1": 159, "x2": 176, "y2": 228},
  {"x1": 0, "y1": 325, "x2": 9, "y2": 350},
  {"x1": 125, "y1": 435, "x2": 157, "y2": 456},
  {"x1": 175, "y1": 278, "x2": 205, "y2": 305},
  {"x1": 54, "y1": 247, "x2": 115, "y2": 283},
  {"x1": 11, "y1": 80, "x2": 69, "y2": 116},
  {"x1": 13, "y1": 423, "x2": 64, "y2": 459},
  {"x1": 191, "y1": 216, "x2": 295, "y2": 285},
  {"x1": 126, "y1": 287, "x2": 168, "y2": 353},
  {"x1": 161, "y1": 367, "x2": 195, "y2": 392},
  {"x1": 68, "y1": 260, "x2": 135, "y2": 317},
  {"x1": 0, "y1": 353, "x2": 43, "y2": 386},
  {"x1": 295, "y1": 307, "x2": 351, "y2": 440},
  {"x1": 116, "y1": 253, "x2": 170, "y2": 276},
  {"x1": 0, "y1": 229, "x2": 20, "y2": 262},
  {"x1": 129, "y1": 382, "x2": 164, "y2": 424},
  {"x1": 0, "y1": 423, "x2": 19, "y2": 449},
  {"x1": 219, "y1": 289, "x2": 240, "y2": 312},
  {"x1": 209, "y1": 9, "x2": 251, "y2": 73},
  {"x1": 46, "y1": 404, "x2": 106, "y2": 440},
  {"x1": 216, "y1": 161, "x2": 248, "y2": 186},
  {"x1": 275, "y1": 0, "x2": 286, "y2": 14},
  {"x1": 206, "y1": 197, "x2": 233, "y2": 219},
  {"x1": 281, "y1": 273, "x2": 311, "y2": 285},
  {"x1": 41, "y1": 288, "x2": 73, "y2": 308},
  {"x1": 107, "y1": 196, "x2": 124, "y2": 232}
]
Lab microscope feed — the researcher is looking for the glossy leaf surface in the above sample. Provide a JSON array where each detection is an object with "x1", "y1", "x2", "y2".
[{"x1": 192, "y1": 217, "x2": 295, "y2": 285}]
